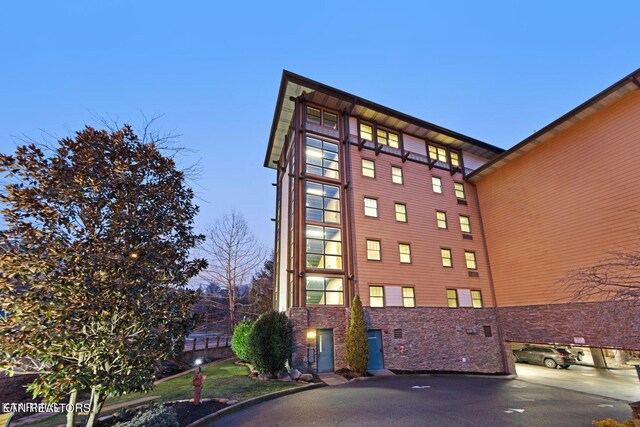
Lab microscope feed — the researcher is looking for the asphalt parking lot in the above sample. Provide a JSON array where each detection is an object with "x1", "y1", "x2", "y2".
[{"x1": 206, "y1": 374, "x2": 635, "y2": 427}]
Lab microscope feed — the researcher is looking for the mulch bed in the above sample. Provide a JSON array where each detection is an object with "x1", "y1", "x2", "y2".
[
  {"x1": 335, "y1": 368, "x2": 365, "y2": 380},
  {"x1": 169, "y1": 400, "x2": 227, "y2": 426},
  {"x1": 96, "y1": 400, "x2": 227, "y2": 426}
]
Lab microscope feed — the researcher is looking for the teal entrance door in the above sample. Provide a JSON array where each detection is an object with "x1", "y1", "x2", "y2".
[
  {"x1": 367, "y1": 330, "x2": 384, "y2": 370},
  {"x1": 317, "y1": 329, "x2": 334, "y2": 373}
]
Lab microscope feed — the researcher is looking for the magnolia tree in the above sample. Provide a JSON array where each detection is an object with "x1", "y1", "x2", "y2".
[{"x1": 0, "y1": 125, "x2": 207, "y2": 427}]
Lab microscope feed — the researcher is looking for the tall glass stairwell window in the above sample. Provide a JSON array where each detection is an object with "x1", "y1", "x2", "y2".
[{"x1": 305, "y1": 137, "x2": 339, "y2": 179}]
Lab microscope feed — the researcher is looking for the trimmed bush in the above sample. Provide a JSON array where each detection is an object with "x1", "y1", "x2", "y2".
[
  {"x1": 113, "y1": 404, "x2": 178, "y2": 427},
  {"x1": 247, "y1": 311, "x2": 292, "y2": 375},
  {"x1": 592, "y1": 419, "x2": 635, "y2": 427},
  {"x1": 231, "y1": 320, "x2": 253, "y2": 361},
  {"x1": 346, "y1": 294, "x2": 369, "y2": 375}
]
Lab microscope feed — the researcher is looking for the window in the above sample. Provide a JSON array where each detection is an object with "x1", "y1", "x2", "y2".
[
  {"x1": 465, "y1": 251, "x2": 477, "y2": 270},
  {"x1": 447, "y1": 289, "x2": 458, "y2": 308},
  {"x1": 305, "y1": 137, "x2": 339, "y2": 179},
  {"x1": 362, "y1": 159, "x2": 375, "y2": 178},
  {"x1": 360, "y1": 123, "x2": 373, "y2": 141},
  {"x1": 323, "y1": 111, "x2": 338, "y2": 129},
  {"x1": 306, "y1": 181, "x2": 340, "y2": 224},
  {"x1": 399, "y1": 243, "x2": 411, "y2": 263},
  {"x1": 428, "y1": 145, "x2": 447, "y2": 163},
  {"x1": 447, "y1": 288, "x2": 482, "y2": 308},
  {"x1": 441, "y1": 248, "x2": 453, "y2": 267},
  {"x1": 306, "y1": 106, "x2": 321, "y2": 125},
  {"x1": 391, "y1": 166, "x2": 403, "y2": 184},
  {"x1": 471, "y1": 290, "x2": 483, "y2": 308},
  {"x1": 367, "y1": 240, "x2": 381, "y2": 261},
  {"x1": 364, "y1": 197, "x2": 378, "y2": 217},
  {"x1": 436, "y1": 211, "x2": 447, "y2": 229},
  {"x1": 305, "y1": 225, "x2": 342, "y2": 270},
  {"x1": 454, "y1": 182, "x2": 466, "y2": 199},
  {"x1": 395, "y1": 203, "x2": 407, "y2": 222},
  {"x1": 306, "y1": 277, "x2": 343, "y2": 305},
  {"x1": 369, "y1": 286, "x2": 384, "y2": 308},
  {"x1": 306, "y1": 106, "x2": 338, "y2": 129},
  {"x1": 431, "y1": 176, "x2": 442, "y2": 194},
  {"x1": 459, "y1": 215, "x2": 471, "y2": 233},
  {"x1": 402, "y1": 287, "x2": 415, "y2": 308},
  {"x1": 377, "y1": 129, "x2": 400, "y2": 148},
  {"x1": 450, "y1": 151, "x2": 460, "y2": 168}
]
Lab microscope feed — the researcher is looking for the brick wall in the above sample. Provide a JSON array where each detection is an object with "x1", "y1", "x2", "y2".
[
  {"x1": 498, "y1": 301, "x2": 640, "y2": 349},
  {"x1": 367, "y1": 307, "x2": 509, "y2": 373},
  {"x1": 289, "y1": 305, "x2": 512, "y2": 374}
]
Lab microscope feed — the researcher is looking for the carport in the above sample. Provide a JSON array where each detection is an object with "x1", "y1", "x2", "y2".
[{"x1": 508, "y1": 342, "x2": 640, "y2": 401}]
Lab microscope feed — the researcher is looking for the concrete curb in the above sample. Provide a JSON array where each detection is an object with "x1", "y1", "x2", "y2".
[{"x1": 185, "y1": 382, "x2": 326, "y2": 427}]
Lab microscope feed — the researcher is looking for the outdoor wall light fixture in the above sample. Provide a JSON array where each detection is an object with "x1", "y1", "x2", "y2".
[
  {"x1": 306, "y1": 329, "x2": 317, "y2": 341},
  {"x1": 194, "y1": 358, "x2": 203, "y2": 367}
]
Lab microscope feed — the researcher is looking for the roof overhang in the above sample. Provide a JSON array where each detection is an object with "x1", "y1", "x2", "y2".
[
  {"x1": 264, "y1": 71, "x2": 504, "y2": 169},
  {"x1": 467, "y1": 68, "x2": 640, "y2": 182}
]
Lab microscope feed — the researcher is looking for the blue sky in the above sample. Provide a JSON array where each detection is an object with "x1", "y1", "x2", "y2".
[{"x1": 1, "y1": 1, "x2": 638, "y2": 248}]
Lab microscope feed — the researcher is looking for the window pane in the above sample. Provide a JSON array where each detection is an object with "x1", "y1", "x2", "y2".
[
  {"x1": 306, "y1": 195, "x2": 323, "y2": 209},
  {"x1": 364, "y1": 198, "x2": 378, "y2": 217},
  {"x1": 402, "y1": 288, "x2": 415, "y2": 308},
  {"x1": 454, "y1": 182, "x2": 466, "y2": 199},
  {"x1": 395, "y1": 203, "x2": 407, "y2": 222},
  {"x1": 324, "y1": 111, "x2": 338, "y2": 129},
  {"x1": 324, "y1": 256, "x2": 342, "y2": 270},
  {"x1": 399, "y1": 244, "x2": 411, "y2": 263},
  {"x1": 459, "y1": 215, "x2": 471, "y2": 233},
  {"x1": 307, "y1": 106, "x2": 321, "y2": 125},
  {"x1": 437, "y1": 147, "x2": 447, "y2": 163},
  {"x1": 306, "y1": 277, "x2": 343, "y2": 306},
  {"x1": 447, "y1": 288, "x2": 458, "y2": 308},
  {"x1": 392, "y1": 167, "x2": 403, "y2": 184},
  {"x1": 465, "y1": 251, "x2": 477, "y2": 269},
  {"x1": 388, "y1": 132, "x2": 399, "y2": 149},
  {"x1": 436, "y1": 211, "x2": 447, "y2": 229},
  {"x1": 441, "y1": 249, "x2": 452, "y2": 267},
  {"x1": 306, "y1": 290, "x2": 324, "y2": 305},
  {"x1": 306, "y1": 208, "x2": 323, "y2": 222},
  {"x1": 377, "y1": 129, "x2": 388, "y2": 146},
  {"x1": 367, "y1": 240, "x2": 381, "y2": 260},
  {"x1": 360, "y1": 124, "x2": 373, "y2": 141},
  {"x1": 306, "y1": 138, "x2": 339, "y2": 178},
  {"x1": 450, "y1": 152, "x2": 460, "y2": 167},
  {"x1": 370, "y1": 286, "x2": 384, "y2": 308},
  {"x1": 432, "y1": 176, "x2": 442, "y2": 193},
  {"x1": 306, "y1": 254, "x2": 323, "y2": 268},
  {"x1": 306, "y1": 239, "x2": 324, "y2": 254},
  {"x1": 471, "y1": 290, "x2": 483, "y2": 308},
  {"x1": 362, "y1": 159, "x2": 375, "y2": 177}
]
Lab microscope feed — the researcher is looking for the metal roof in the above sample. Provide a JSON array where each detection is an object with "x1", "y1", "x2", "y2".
[
  {"x1": 264, "y1": 71, "x2": 504, "y2": 169},
  {"x1": 467, "y1": 68, "x2": 640, "y2": 182}
]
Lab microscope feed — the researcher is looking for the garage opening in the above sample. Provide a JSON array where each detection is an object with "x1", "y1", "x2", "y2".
[{"x1": 508, "y1": 342, "x2": 640, "y2": 401}]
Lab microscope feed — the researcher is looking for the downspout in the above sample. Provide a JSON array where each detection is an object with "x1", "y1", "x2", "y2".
[
  {"x1": 344, "y1": 98, "x2": 360, "y2": 298},
  {"x1": 471, "y1": 182, "x2": 512, "y2": 375}
]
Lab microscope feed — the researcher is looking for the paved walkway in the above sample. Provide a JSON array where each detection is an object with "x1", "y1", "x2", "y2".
[
  {"x1": 368, "y1": 369, "x2": 396, "y2": 376},
  {"x1": 318, "y1": 373, "x2": 349, "y2": 386}
]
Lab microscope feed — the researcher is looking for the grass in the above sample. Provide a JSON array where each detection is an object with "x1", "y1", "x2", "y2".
[{"x1": 26, "y1": 358, "x2": 300, "y2": 426}]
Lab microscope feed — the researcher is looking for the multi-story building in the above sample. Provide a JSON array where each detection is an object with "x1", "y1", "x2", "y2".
[{"x1": 264, "y1": 69, "x2": 640, "y2": 374}]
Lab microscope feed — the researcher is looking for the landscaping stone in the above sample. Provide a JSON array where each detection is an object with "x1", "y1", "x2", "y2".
[
  {"x1": 226, "y1": 399, "x2": 239, "y2": 405},
  {"x1": 291, "y1": 369, "x2": 302, "y2": 380},
  {"x1": 257, "y1": 373, "x2": 275, "y2": 381},
  {"x1": 299, "y1": 374, "x2": 313, "y2": 382},
  {"x1": 217, "y1": 398, "x2": 228, "y2": 404},
  {"x1": 277, "y1": 370, "x2": 292, "y2": 381}
]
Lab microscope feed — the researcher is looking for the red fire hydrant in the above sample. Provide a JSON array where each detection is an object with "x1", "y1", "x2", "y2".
[{"x1": 193, "y1": 367, "x2": 203, "y2": 405}]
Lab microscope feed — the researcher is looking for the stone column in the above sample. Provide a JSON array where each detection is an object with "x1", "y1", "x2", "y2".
[{"x1": 591, "y1": 347, "x2": 607, "y2": 369}]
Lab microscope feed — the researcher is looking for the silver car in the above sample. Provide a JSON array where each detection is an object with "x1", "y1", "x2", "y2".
[{"x1": 513, "y1": 346, "x2": 576, "y2": 369}]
